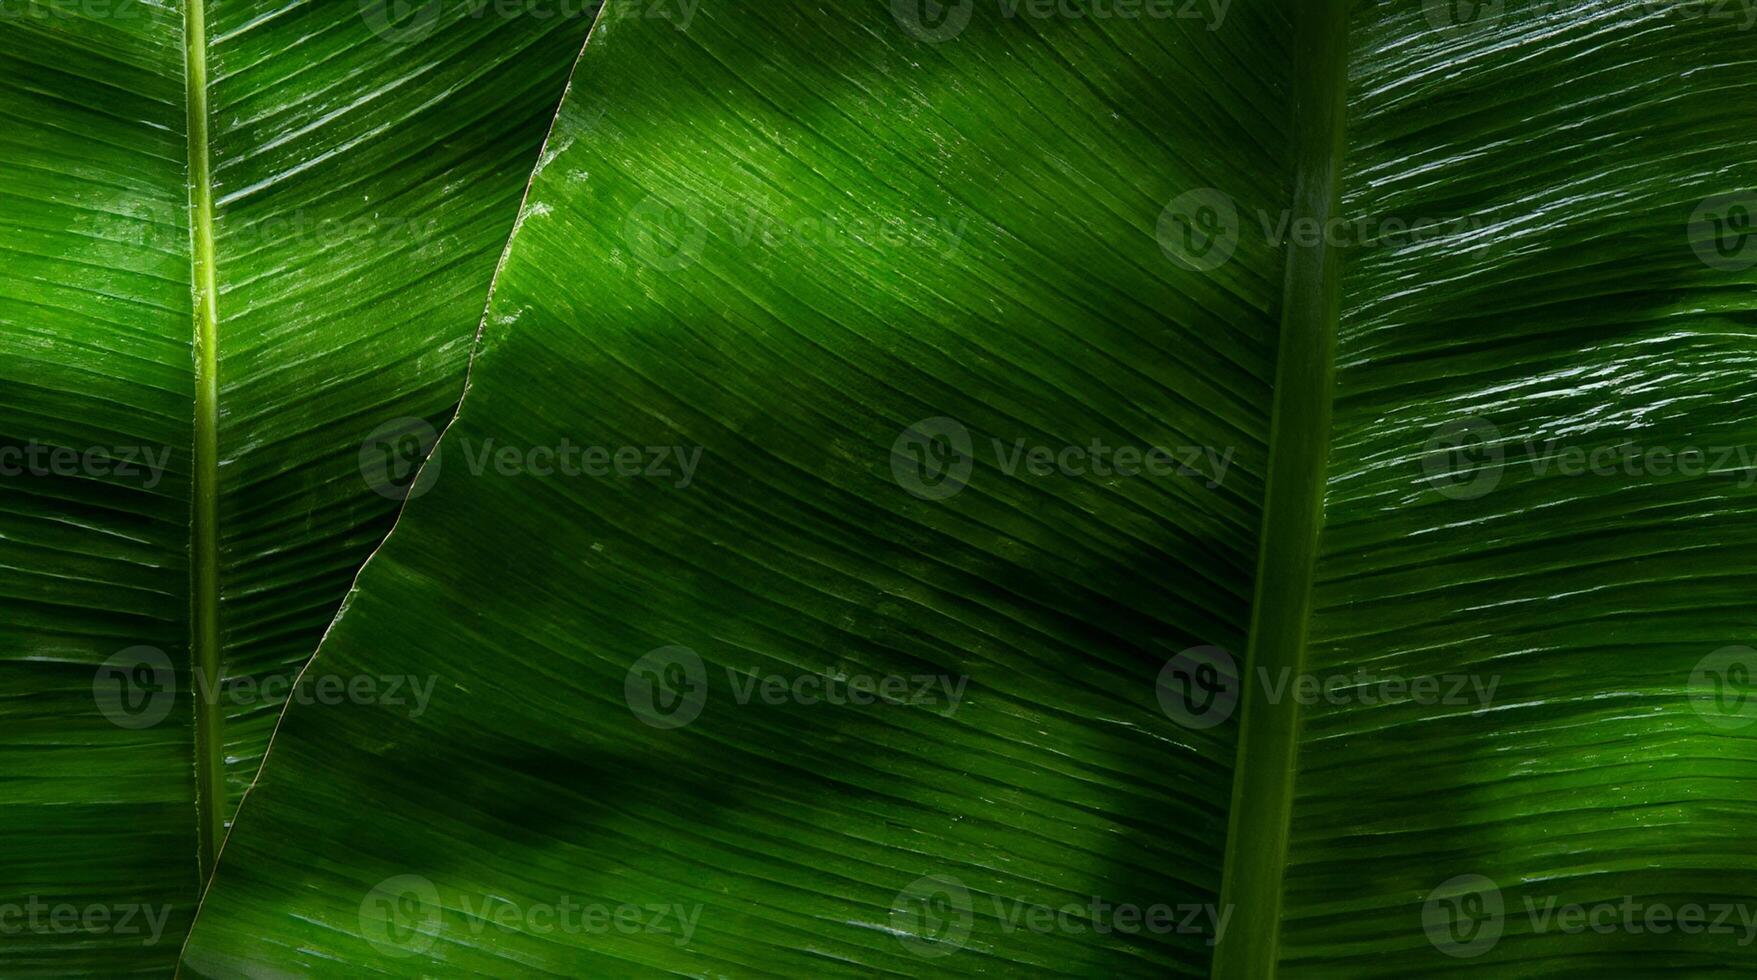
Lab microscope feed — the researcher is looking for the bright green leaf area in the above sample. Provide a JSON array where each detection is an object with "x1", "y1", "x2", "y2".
[
  {"x1": 183, "y1": 0, "x2": 1293, "y2": 975},
  {"x1": 0, "y1": 0, "x2": 597, "y2": 972},
  {"x1": 1281, "y1": 2, "x2": 1757, "y2": 975},
  {"x1": 37, "y1": 0, "x2": 1757, "y2": 975}
]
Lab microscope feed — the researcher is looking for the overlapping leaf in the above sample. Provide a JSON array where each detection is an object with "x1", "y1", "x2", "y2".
[
  {"x1": 1279, "y1": 1, "x2": 1757, "y2": 973},
  {"x1": 159, "y1": 0, "x2": 1757, "y2": 977},
  {"x1": 0, "y1": 0, "x2": 597, "y2": 971},
  {"x1": 180, "y1": 0, "x2": 1293, "y2": 974}
]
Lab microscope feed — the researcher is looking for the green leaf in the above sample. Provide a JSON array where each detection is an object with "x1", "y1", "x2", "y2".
[
  {"x1": 180, "y1": 0, "x2": 1290, "y2": 975},
  {"x1": 186, "y1": 0, "x2": 1757, "y2": 977},
  {"x1": 1269, "y1": 1, "x2": 1757, "y2": 975},
  {"x1": 0, "y1": 0, "x2": 597, "y2": 972}
]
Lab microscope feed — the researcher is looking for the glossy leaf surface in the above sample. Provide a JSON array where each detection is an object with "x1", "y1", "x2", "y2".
[
  {"x1": 182, "y1": 0, "x2": 1291, "y2": 974},
  {"x1": 0, "y1": 0, "x2": 597, "y2": 972},
  {"x1": 1280, "y1": 2, "x2": 1757, "y2": 974},
  {"x1": 188, "y1": 0, "x2": 1757, "y2": 976}
]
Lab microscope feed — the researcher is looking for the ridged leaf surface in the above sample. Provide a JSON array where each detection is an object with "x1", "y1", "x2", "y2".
[{"x1": 0, "y1": 1, "x2": 597, "y2": 971}]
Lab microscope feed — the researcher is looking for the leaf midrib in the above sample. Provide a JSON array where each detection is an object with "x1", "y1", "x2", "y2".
[
  {"x1": 183, "y1": 0, "x2": 225, "y2": 881},
  {"x1": 1211, "y1": 0, "x2": 1350, "y2": 976}
]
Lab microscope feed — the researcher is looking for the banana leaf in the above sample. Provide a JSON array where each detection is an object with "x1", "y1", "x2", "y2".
[
  {"x1": 0, "y1": 1, "x2": 598, "y2": 972},
  {"x1": 182, "y1": 0, "x2": 1286, "y2": 974},
  {"x1": 178, "y1": 0, "x2": 1757, "y2": 975}
]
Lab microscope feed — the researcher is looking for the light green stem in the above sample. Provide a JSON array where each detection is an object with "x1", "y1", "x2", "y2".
[
  {"x1": 1211, "y1": 0, "x2": 1349, "y2": 975},
  {"x1": 183, "y1": 0, "x2": 225, "y2": 881}
]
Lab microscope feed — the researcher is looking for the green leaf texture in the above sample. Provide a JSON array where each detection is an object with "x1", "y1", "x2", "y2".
[
  {"x1": 181, "y1": 0, "x2": 1293, "y2": 974},
  {"x1": 172, "y1": 0, "x2": 1757, "y2": 977},
  {"x1": 1278, "y1": 1, "x2": 1757, "y2": 974},
  {"x1": 0, "y1": 0, "x2": 597, "y2": 972}
]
